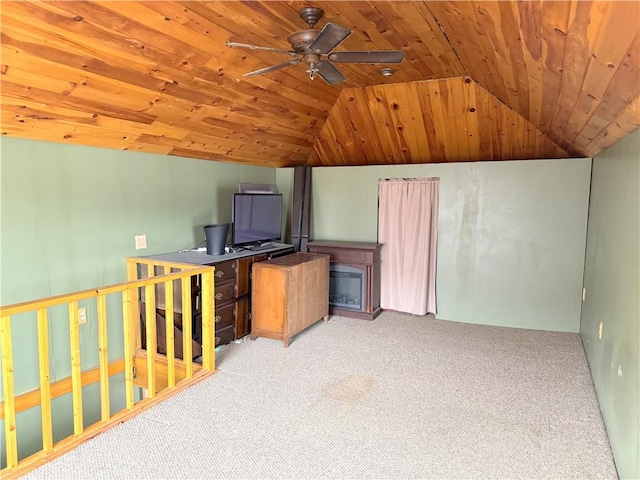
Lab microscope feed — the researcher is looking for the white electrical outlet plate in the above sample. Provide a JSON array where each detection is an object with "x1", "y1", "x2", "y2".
[
  {"x1": 78, "y1": 307, "x2": 87, "y2": 325},
  {"x1": 135, "y1": 234, "x2": 147, "y2": 249},
  {"x1": 582, "y1": 288, "x2": 586, "y2": 301}
]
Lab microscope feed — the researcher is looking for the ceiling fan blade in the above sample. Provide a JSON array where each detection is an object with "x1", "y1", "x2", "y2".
[
  {"x1": 308, "y1": 23, "x2": 352, "y2": 54},
  {"x1": 316, "y1": 61, "x2": 346, "y2": 85},
  {"x1": 244, "y1": 58, "x2": 303, "y2": 77},
  {"x1": 328, "y1": 51, "x2": 405, "y2": 64},
  {"x1": 225, "y1": 41, "x2": 297, "y2": 56}
]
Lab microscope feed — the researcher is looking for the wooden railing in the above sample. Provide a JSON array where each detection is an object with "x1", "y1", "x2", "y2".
[
  {"x1": 125, "y1": 257, "x2": 216, "y2": 391},
  {"x1": 0, "y1": 263, "x2": 216, "y2": 478}
]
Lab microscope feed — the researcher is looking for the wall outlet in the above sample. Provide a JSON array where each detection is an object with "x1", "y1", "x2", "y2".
[
  {"x1": 78, "y1": 307, "x2": 87, "y2": 325},
  {"x1": 135, "y1": 234, "x2": 147, "y2": 249},
  {"x1": 598, "y1": 321, "x2": 603, "y2": 340}
]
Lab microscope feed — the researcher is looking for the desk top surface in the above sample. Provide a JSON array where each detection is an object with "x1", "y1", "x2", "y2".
[
  {"x1": 132, "y1": 243, "x2": 294, "y2": 265},
  {"x1": 258, "y1": 252, "x2": 328, "y2": 268}
]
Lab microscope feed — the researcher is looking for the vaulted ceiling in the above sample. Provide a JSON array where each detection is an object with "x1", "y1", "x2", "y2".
[{"x1": 1, "y1": 1, "x2": 638, "y2": 167}]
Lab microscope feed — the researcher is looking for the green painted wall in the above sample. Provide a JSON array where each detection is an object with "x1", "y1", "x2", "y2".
[
  {"x1": 311, "y1": 158, "x2": 592, "y2": 332},
  {"x1": 0, "y1": 137, "x2": 275, "y2": 464},
  {"x1": 580, "y1": 130, "x2": 639, "y2": 480},
  {"x1": 4, "y1": 134, "x2": 633, "y2": 473}
]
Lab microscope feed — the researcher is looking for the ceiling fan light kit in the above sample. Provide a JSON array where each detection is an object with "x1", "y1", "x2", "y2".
[{"x1": 225, "y1": 6, "x2": 404, "y2": 85}]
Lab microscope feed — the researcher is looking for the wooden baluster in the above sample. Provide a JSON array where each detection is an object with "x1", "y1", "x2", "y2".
[
  {"x1": 68, "y1": 301, "x2": 83, "y2": 435},
  {"x1": 144, "y1": 285, "x2": 156, "y2": 397},
  {"x1": 126, "y1": 259, "x2": 142, "y2": 350},
  {"x1": 1, "y1": 314, "x2": 18, "y2": 468},
  {"x1": 201, "y1": 268, "x2": 216, "y2": 371},
  {"x1": 122, "y1": 289, "x2": 135, "y2": 410},
  {"x1": 164, "y1": 267, "x2": 176, "y2": 388},
  {"x1": 97, "y1": 294, "x2": 110, "y2": 422},
  {"x1": 37, "y1": 308, "x2": 53, "y2": 451},
  {"x1": 181, "y1": 275, "x2": 193, "y2": 378}
]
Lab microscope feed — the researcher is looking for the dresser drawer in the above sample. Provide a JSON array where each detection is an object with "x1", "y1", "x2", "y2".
[
  {"x1": 215, "y1": 325, "x2": 234, "y2": 347},
  {"x1": 213, "y1": 260, "x2": 235, "y2": 284},
  {"x1": 194, "y1": 303, "x2": 233, "y2": 342},
  {"x1": 213, "y1": 281, "x2": 235, "y2": 305},
  {"x1": 214, "y1": 302, "x2": 234, "y2": 330}
]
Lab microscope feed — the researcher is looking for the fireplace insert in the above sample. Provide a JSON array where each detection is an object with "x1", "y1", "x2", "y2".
[{"x1": 329, "y1": 264, "x2": 366, "y2": 311}]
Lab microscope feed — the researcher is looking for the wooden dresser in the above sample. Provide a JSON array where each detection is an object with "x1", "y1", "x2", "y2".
[
  {"x1": 197, "y1": 254, "x2": 277, "y2": 347},
  {"x1": 134, "y1": 244, "x2": 294, "y2": 351},
  {"x1": 251, "y1": 253, "x2": 329, "y2": 346}
]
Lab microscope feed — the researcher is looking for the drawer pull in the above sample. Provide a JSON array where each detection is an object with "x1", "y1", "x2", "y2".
[
  {"x1": 215, "y1": 271, "x2": 225, "y2": 278},
  {"x1": 215, "y1": 315, "x2": 222, "y2": 323},
  {"x1": 215, "y1": 292, "x2": 224, "y2": 300}
]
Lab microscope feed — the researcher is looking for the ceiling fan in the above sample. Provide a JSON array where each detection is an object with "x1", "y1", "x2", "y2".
[{"x1": 225, "y1": 6, "x2": 404, "y2": 85}]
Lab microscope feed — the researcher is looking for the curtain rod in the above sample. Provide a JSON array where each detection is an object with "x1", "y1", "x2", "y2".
[{"x1": 379, "y1": 177, "x2": 439, "y2": 181}]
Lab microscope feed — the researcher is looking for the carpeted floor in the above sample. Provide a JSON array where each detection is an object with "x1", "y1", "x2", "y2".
[{"x1": 25, "y1": 311, "x2": 617, "y2": 479}]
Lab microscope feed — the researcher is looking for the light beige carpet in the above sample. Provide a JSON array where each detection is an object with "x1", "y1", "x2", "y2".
[{"x1": 26, "y1": 311, "x2": 617, "y2": 479}]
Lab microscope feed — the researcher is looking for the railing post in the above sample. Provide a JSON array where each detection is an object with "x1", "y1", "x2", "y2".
[
  {"x1": 126, "y1": 259, "x2": 142, "y2": 350},
  {"x1": 1, "y1": 314, "x2": 18, "y2": 468},
  {"x1": 201, "y1": 268, "x2": 216, "y2": 371},
  {"x1": 97, "y1": 294, "x2": 110, "y2": 422},
  {"x1": 122, "y1": 289, "x2": 135, "y2": 410},
  {"x1": 181, "y1": 276, "x2": 193, "y2": 378},
  {"x1": 144, "y1": 285, "x2": 157, "y2": 397},
  {"x1": 68, "y1": 301, "x2": 84, "y2": 436},
  {"x1": 164, "y1": 271, "x2": 176, "y2": 388},
  {"x1": 37, "y1": 308, "x2": 53, "y2": 451}
]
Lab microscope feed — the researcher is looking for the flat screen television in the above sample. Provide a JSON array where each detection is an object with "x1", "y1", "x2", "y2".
[{"x1": 232, "y1": 193, "x2": 283, "y2": 248}]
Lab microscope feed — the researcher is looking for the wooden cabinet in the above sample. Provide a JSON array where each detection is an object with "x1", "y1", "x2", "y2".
[{"x1": 251, "y1": 253, "x2": 329, "y2": 346}]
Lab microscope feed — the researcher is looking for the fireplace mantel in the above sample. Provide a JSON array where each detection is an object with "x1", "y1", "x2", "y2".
[{"x1": 307, "y1": 241, "x2": 382, "y2": 320}]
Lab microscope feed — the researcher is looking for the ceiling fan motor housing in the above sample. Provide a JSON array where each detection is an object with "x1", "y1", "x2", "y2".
[
  {"x1": 287, "y1": 29, "x2": 320, "y2": 52},
  {"x1": 303, "y1": 53, "x2": 321, "y2": 65}
]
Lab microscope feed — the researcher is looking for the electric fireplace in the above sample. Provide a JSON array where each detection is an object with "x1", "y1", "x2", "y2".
[
  {"x1": 330, "y1": 265, "x2": 366, "y2": 311},
  {"x1": 307, "y1": 241, "x2": 382, "y2": 320}
]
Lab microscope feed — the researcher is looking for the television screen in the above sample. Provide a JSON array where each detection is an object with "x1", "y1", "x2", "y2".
[{"x1": 232, "y1": 193, "x2": 283, "y2": 248}]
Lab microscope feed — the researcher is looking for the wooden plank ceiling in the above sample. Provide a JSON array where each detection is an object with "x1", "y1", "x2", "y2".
[
  {"x1": 1, "y1": 1, "x2": 638, "y2": 167},
  {"x1": 311, "y1": 78, "x2": 570, "y2": 165}
]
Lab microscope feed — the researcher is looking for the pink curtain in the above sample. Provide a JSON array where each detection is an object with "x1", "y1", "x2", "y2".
[{"x1": 378, "y1": 178, "x2": 439, "y2": 315}]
